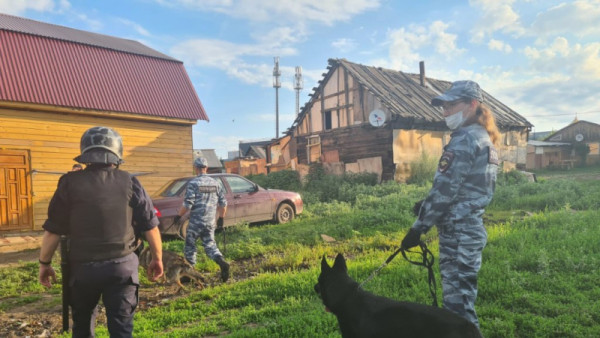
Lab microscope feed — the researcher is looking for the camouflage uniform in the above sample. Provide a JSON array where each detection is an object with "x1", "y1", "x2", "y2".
[
  {"x1": 412, "y1": 123, "x2": 498, "y2": 327},
  {"x1": 183, "y1": 174, "x2": 227, "y2": 265}
]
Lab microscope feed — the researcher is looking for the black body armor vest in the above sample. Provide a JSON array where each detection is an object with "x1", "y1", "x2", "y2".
[{"x1": 66, "y1": 167, "x2": 136, "y2": 262}]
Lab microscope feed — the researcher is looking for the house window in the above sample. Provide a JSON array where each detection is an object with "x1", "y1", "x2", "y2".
[
  {"x1": 324, "y1": 111, "x2": 332, "y2": 130},
  {"x1": 307, "y1": 136, "x2": 321, "y2": 163}
]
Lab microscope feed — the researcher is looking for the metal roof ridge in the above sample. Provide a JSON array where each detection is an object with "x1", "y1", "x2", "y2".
[{"x1": 0, "y1": 13, "x2": 179, "y2": 62}]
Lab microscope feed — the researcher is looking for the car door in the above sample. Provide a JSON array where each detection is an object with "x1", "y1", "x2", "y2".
[{"x1": 222, "y1": 175, "x2": 273, "y2": 223}]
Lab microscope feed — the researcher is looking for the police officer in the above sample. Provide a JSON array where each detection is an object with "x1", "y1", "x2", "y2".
[
  {"x1": 401, "y1": 80, "x2": 500, "y2": 327},
  {"x1": 38, "y1": 126, "x2": 163, "y2": 337},
  {"x1": 175, "y1": 157, "x2": 229, "y2": 282}
]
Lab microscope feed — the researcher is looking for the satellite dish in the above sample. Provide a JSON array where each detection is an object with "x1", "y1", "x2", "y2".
[
  {"x1": 575, "y1": 133, "x2": 584, "y2": 142},
  {"x1": 368, "y1": 109, "x2": 386, "y2": 127}
]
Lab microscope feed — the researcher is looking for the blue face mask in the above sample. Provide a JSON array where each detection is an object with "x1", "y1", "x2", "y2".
[{"x1": 445, "y1": 111, "x2": 465, "y2": 130}]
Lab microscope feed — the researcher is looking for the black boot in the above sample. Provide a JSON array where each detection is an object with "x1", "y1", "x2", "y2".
[{"x1": 215, "y1": 256, "x2": 230, "y2": 282}]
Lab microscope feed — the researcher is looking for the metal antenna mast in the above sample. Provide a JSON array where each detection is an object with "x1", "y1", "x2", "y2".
[
  {"x1": 294, "y1": 66, "x2": 303, "y2": 117},
  {"x1": 273, "y1": 57, "x2": 281, "y2": 139}
]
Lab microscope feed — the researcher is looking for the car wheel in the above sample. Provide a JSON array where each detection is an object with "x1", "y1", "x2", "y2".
[
  {"x1": 276, "y1": 203, "x2": 295, "y2": 224},
  {"x1": 178, "y1": 220, "x2": 189, "y2": 240}
]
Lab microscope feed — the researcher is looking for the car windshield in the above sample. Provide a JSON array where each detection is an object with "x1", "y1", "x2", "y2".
[{"x1": 153, "y1": 178, "x2": 190, "y2": 197}]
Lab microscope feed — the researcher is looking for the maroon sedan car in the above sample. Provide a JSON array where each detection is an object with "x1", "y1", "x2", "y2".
[{"x1": 151, "y1": 173, "x2": 303, "y2": 237}]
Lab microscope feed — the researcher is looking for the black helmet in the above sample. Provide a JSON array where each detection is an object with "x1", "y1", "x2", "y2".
[{"x1": 74, "y1": 126, "x2": 124, "y2": 165}]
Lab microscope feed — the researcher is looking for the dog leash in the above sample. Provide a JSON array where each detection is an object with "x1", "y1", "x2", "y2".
[{"x1": 359, "y1": 242, "x2": 439, "y2": 307}]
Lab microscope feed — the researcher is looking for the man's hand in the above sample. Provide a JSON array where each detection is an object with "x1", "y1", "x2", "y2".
[
  {"x1": 39, "y1": 265, "x2": 57, "y2": 288},
  {"x1": 143, "y1": 226, "x2": 163, "y2": 282},
  {"x1": 217, "y1": 217, "x2": 224, "y2": 229},
  {"x1": 401, "y1": 228, "x2": 422, "y2": 250},
  {"x1": 147, "y1": 258, "x2": 164, "y2": 282}
]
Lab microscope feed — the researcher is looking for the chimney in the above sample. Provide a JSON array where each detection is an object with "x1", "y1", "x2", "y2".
[{"x1": 419, "y1": 61, "x2": 425, "y2": 86}]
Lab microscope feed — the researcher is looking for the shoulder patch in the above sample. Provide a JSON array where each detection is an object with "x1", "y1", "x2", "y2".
[
  {"x1": 198, "y1": 186, "x2": 218, "y2": 193},
  {"x1": 438, "y1": 151, "x2": 455, "y2": 173},
  {"x1": 488, "y1": 146, "x2": 499, "y2": 165}
]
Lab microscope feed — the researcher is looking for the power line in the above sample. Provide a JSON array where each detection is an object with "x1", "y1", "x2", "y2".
[{"x1": 526, "y1": 110, "x2": 600, "y2": 118}]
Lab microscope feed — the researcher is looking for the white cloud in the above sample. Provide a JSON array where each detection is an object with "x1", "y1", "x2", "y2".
[
  {"x1": 116, "y1": 18, "x2": 151, "y2": 37},
  {"x1": 532, "y1": 0, "x2": 600, "y2": 39},
  {"x1": 465, "y1": 47, "x2": 600, "y2": 132},
  {"x1": 192, "y1": 131, "x2": 240, "y2": 159},
  {"x1": 168, "y1": 22, "x2": 329, "y2": 89},
  {"x1": 332, "y1": 38, "x2": 358, "y2": 53},
  {"x1": 386, "y1": 20, "x2": 464, "y2": 71},
  {"x1": 488, "y1": 38, "x2": 512, "y2": 53},
  {"x1": 524, "y1": 37, "x2": 600, "y2": 79},
  {"x1": 0, "y1": 0, "x2": 55, "y2": 15},
  {"x1": 469, "y1": 0, "x2": 525, "y2": 43},
  {"x1": 170, "y1": 36, "x2": 300, "y2": 86},
  {"x1": 155, "y1": 0, "x2": 380, "y2": 25},
  {"x1": 0, "y1": 0, "x2": 72, "y2": 15}
]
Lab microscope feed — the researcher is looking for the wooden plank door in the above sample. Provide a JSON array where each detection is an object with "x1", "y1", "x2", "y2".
[{"x1": 0, "y1": 149, "x2": 33, "y2": 231}]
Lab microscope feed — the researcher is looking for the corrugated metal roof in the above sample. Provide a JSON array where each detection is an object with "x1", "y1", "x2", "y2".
[
  {"x1": 0, "y1": 13, "x2": 176, "y2": 61},
  {"x1": 289, "y1": 58, "x2": 531, "y2": 132},
  {"x1": 0, "y1": 14, "x2": 208, "y2": 121}
]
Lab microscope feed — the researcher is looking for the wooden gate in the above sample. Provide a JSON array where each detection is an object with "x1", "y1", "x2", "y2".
[{"x1": 0, "y1": 149, "x2": 33, "y2": 231}]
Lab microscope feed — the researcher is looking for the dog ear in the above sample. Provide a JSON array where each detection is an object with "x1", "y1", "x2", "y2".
[
  {"x1": 321, "y1": 255, "x2": 331, "y2": 271},
  {"x1": 333, "y1": 253, "x2": 347, "y2": 272}
]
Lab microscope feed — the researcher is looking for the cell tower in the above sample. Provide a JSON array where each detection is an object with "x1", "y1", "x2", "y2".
[
  {"x1": 294, "y1": 66, "x2": 303, "y2": 117},
  {"x1": 273, "y1": 57, "x2": 281, "y2": 139}
]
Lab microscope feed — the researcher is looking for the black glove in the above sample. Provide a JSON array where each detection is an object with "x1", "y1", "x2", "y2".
[
  {"x1": 413, "y1": 199, "x2": 424, "y2": 217},
  {"x1": 217, "y1": 217, "x2": 224, "y2": 229},
  {"x1": 173, "y1": 215, "x2": 182, "y2": 225},
  {"x1": 401, "y1": 228, "x2": 421, "y2": 249}
]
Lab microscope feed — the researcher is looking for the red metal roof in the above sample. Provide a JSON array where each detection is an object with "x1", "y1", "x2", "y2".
[{"x1": 0, "y1": 14, "x2": 208, "y2": 121}]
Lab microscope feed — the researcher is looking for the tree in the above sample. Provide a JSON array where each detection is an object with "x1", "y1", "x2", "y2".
[{"x1": 573, "y1": 143, "x2": 590, "y2": 166}]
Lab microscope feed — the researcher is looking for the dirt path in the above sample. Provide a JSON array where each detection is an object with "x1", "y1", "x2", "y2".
[
  {"x1": 0, "y1": 249, "x2": 39, "y2": 268},
  {"x1": 0, "y1": 253, "x2": 259, "y2": 337}
]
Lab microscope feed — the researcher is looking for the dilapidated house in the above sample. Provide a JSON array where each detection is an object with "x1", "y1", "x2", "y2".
[
  {"x1": 0, "y1": 14, "x2": 208, "y2": 233},
  {"x1": 271, "y1": 59, "x2": 532, "y2": 181}
]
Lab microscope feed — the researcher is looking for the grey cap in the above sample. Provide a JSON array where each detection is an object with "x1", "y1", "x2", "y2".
[
  {"x1": 194, "y1": 157, "x2": 208, "y2": 168},
  {"x1": 431, "y1": 80, "x2": 483, "y2": 106}
]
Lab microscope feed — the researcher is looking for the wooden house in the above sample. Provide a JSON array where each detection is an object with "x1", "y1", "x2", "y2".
[
  {"x1": 271, "y1": 59, "x2": 532, "y2": 182},
  {"x1": 526, "y1": 140, "x2": 571, "y2": 170},
  {"x1": 0, "y1": 14, "x2": 208, "y2": 233},
  {"x1": 539, "y1": 119, "x2": 600, "y2": 166}
]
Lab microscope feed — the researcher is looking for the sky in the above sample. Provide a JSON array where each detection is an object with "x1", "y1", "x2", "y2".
[{"x1": 2, "y1": 0, "x2": 600, "y2": 158}]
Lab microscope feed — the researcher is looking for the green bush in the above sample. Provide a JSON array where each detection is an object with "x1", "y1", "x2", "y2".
[
  {"x1": 496, "y1": 169, "x2": 529, "y2": 186},
  {"x1": 246, "y1": 170, "x2": 302, "y2": 191},
  {"x1": 489, "y1": 178, "x2": 600, "y2": 212}
]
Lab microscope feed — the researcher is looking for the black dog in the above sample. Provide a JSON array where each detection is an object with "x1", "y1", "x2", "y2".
[{"x1": 315, "y1": 253, "x2": 483, "y2": 338}]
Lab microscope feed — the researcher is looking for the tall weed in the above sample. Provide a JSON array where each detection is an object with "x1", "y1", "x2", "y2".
[{"x1": 406, "y1": 151, "x2": 437, "y2": 186}]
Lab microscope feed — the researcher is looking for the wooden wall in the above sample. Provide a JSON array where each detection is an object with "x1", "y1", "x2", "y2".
[
  {"x1": 0, "y1": 107, "x2": 195, "y2": 231},
  {"x1": 296, "y1": 124, "x2": 394, "y2": 181}
]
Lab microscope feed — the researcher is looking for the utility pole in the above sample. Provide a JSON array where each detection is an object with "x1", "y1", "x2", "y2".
[
  {"x1": 273, "y1": 57, "x2": 281, "y2": 139},
  {"x1": 294, "y1": 66, "x2": 303, "y2": 117}
]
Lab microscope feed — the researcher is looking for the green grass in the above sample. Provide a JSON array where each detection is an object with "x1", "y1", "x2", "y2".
[{"x1": 3, "y1": 175, "x2": 600, "y2": 337}]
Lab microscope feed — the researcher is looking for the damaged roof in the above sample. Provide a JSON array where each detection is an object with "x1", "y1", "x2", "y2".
[{"x1": 290, "y1": 58, "x2": 531, "y2": 132}]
